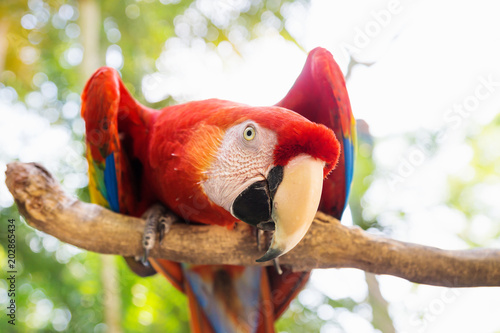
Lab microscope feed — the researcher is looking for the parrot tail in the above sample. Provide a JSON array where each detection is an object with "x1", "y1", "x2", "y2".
[{"x1": 150, "y1": 259, "x2": 309, "y2": 333}]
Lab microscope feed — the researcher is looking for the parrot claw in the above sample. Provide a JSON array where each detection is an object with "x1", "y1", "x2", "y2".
[
  {"x1": 160, "y1": 215, "x2": 177, "y2": 242},
  {"x1": 141, "y1": 249, "x2": 150, "y2": 265},
  {"x1": 273, "y1": 258, "x2": 283, "y2": 275},
  {"x1": 255, "y1": 228, "x2": 264, "y2": 252},
  {"x1": 254, "y1": 228, "x2": 282, "y2": 274},
  {"x1": 141, "y1": 204, "x2": 175, "y2": 263}
]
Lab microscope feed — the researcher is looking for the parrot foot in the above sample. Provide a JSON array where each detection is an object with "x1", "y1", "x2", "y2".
[
  {"x1": 141, "y1": 204, "x2": 176, "y2": 264},
  {"x1": 255, "y1": 228, "x2": 283, "y2": 275},
  {"x1": 273, "y1": 258, "x2": 283, "y2": 275},
  {"x1": 256, "y1": 228, "x2": 265, "y2": 252}
]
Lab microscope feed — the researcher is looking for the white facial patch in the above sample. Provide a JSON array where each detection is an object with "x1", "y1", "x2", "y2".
[{"x1": 202, "y1": 121, "x2": 278, "y2": 212}]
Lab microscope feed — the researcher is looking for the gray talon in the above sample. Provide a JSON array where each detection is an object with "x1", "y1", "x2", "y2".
[
  {"x1": 254, "y1": 227, "x2": 281, "y2": 272},
  {"x1": 256, "y1": 228, "x2": 262, "y2": 252},
  {"x1": 142, "y1": 249, "x2": 149, "y2": 265},
  {"x1": 273, "y1": 258, "x2": 283, "y2": 275},
  {"x1": 141, "y1": 204, "x2": 175, "y2": 263}
]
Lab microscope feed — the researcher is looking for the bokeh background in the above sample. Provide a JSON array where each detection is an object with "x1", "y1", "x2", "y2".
[{"x1": 1, "y1": 0, "x2": 500, "y2": 332}]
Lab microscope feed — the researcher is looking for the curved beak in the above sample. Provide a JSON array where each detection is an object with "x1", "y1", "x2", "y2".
[{"x1": 256, "y1": 155, "x2": 324, "y2": 262}]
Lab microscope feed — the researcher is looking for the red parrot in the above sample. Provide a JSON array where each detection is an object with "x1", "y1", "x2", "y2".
[{"x1": 81, "y1": 47, "x2": 355, "y2": 333}]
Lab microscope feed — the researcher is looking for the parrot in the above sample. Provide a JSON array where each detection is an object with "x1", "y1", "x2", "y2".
[{"x1": 81, "y1": 47, "x2": 355, "y2": 333}]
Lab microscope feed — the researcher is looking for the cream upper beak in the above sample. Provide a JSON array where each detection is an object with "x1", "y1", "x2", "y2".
[{"x1": 256, "y1": 154, "x2": 324, "y2": 262}]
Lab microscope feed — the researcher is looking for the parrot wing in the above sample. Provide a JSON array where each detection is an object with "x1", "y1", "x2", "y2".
[
  {"x1": 277, "y1": 47, "x2": 356, "y2": 220},
  {"x1": 82, "y1": 66, "x2": 153, "y2": 215},
  {"x1": 82, "y1": 67, "x2": 185, "y2": 282}
]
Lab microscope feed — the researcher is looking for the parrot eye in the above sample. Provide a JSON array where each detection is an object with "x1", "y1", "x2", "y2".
[{"x1": 243, "y1": 126, "x2": 256, "y2": 141}]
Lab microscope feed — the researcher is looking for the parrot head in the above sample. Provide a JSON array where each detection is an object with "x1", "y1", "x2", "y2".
[{"x1": 199, "y1": 104, "x2": 340, "y2": 262}]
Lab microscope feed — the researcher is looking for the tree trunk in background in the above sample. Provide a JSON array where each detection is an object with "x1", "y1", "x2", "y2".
[
  {"x1": 0, "y1": 19, "x2": 9, "y2": 74},
  {"x1": 365, "y1": 273, "x2": 395, "y2": 333},
  {"x1": 100, "y1": 255, "x2": 123, "y2": 333},
  {"x1": 80, "y1": 0, "x2": 101, "y2": 82},
  {"x1": 79, "y1": 1, "x2": 123, "y2": 332}
]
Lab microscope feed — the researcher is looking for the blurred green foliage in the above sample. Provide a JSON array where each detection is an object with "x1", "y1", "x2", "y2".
[{"x1": 448, "y1": 115, "x2": 500, "y2": 247}]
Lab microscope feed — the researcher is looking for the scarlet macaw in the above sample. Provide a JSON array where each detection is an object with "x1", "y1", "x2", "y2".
[{"x1": 81, "y1": 47, "x2": 355, "y2": 332}]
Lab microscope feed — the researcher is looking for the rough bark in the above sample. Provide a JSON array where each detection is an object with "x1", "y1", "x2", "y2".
[{"x1": 5, "y1": 162, "x2": 500, "y2": 287}]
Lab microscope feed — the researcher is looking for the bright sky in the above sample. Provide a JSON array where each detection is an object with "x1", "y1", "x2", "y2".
[{"x1": 2, "y1": 0, "x2": 500, "y2": 332}]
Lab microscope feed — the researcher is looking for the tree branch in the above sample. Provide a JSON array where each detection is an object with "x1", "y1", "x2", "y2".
[{"x1": 5, "y1": 162, "x2": 500, "y2": 287}]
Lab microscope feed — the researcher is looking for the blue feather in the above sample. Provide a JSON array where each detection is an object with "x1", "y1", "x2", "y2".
[
  {"x1": 104, "y1": 153, "x2": 120, "y2": 212},
  {"x1": 343, "y1": 137, "x2": 355, "y2": 211}
]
